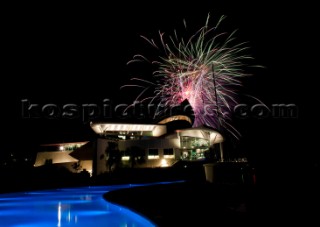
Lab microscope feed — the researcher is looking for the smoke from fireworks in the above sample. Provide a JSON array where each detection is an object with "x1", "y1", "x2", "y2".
[{"x1": 123, "y1": 14, "x2": 256, "y2": 139}]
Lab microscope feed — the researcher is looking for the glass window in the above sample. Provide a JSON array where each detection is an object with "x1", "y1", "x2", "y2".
[
  {"x1": 148, "y1": 149, "x2": 159, "y2": 159},
  {"x1": 163, "y1": 148, "x2": 173, "y2": 155},
  {"x1": 163, "y1": 148, "x2": 174, "y2": 159},
  {"x1": 180, "y1": 136, "x2": 209, "y2": 161}
]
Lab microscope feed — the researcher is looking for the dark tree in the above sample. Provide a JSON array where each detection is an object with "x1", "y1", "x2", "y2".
[
  {"x1": 128, "y1": 146, "x2": 145, "y2": 168},
  {"x1": 105, "y1": 142, "x2": 121, "y2": 172}
]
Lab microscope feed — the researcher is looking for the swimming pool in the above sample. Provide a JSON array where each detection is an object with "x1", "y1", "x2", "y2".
[{"x1": 0, "y1": 184, "x2": 156, "y2": 227}]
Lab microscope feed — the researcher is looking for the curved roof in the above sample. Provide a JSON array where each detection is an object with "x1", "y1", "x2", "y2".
[
  {"x1": 177, "y1": 126, "x2": 224, "y2": 144},
  {"x1": 157, "y1": 115, "x2": 192, "y2": 125},
  {"x1": 90, "y1": 122, "x2": 167, "y2": 137}
]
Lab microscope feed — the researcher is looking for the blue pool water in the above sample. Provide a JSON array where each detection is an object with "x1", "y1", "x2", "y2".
[{"x1": 0, "y1": 184, "x2": 158, "y2": 227}]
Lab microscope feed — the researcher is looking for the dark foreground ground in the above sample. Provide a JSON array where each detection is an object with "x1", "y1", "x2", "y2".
[
  {"x1": 104, "y1": 179, "x2": 319, "y2": 226},
  {"x1": 105, "y1": 181, "x2": 256, "y2": 226},
  {"x1": 102, "y1": 161, "x2": 319, "y2": 226},
  {"x1": 1, "y1": 161, "x2": 318, "y2": 226}
]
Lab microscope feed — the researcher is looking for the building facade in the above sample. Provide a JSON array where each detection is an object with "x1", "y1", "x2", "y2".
[
  {"x1": 91, "y1": 115, "x2": 224, "y2": 174},
  {"x1": 34, "y1": 115, "x2": 224, "y2": 176}
]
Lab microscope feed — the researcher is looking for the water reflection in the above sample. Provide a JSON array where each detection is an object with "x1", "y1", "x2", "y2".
[{"x1": 0, "y1": 185, "x2": 156, "y2": 227}]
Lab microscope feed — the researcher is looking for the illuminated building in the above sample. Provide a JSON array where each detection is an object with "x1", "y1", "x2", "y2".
[{"x1": 34, "y1": 115, "x2": 224, "y2": 176}]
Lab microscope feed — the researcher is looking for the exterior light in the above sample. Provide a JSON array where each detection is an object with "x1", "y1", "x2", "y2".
[{"x1": 160, "y1": 159, "x2": 168, "y2": 167}]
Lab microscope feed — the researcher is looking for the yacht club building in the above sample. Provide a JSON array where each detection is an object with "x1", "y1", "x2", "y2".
[{"x1": 34, "y1": 115, "x2": 224, "y2": 176}]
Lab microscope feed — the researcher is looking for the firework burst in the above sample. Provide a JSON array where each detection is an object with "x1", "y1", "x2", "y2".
[{"x1": 123, "y1": 14, "x2": 255, "y2": 139}]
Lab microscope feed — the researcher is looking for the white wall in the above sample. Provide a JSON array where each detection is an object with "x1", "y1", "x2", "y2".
[
  {"x1": 96, "y1": 138, "x2": 108, "y2": 175},
  {"x1": 118, "y1": 138, "x2": 181, "y2": 168}
]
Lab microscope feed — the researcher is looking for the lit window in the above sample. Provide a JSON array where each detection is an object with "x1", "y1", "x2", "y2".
[
  {"x1": 148, "y1": 149, "x2": 159, "y2": 159},
  {"x1": 121, "y1": 150, "x2": 130, "y2": 161},
  {"x1": 163, "y1": 148, "x2": 174, "y2": 159}
]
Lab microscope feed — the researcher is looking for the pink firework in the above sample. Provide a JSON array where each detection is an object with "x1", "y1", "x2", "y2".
[{"x1": 123, "y1": 14, "x2": 255, "y2": 139}]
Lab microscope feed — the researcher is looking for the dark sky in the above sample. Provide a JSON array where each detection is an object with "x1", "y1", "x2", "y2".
[{"x1": 2, "y1": 1, "x2": 315, "y2": 172}]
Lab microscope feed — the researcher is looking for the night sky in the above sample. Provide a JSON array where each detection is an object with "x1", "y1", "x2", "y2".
[{"x1": 2, "y1": 1, "x2": 315, "y2": 181}]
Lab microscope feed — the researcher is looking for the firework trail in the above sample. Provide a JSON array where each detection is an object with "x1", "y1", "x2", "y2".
[{"x1": 122, "y1": 14, "x2": 256, "y2": 139}]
